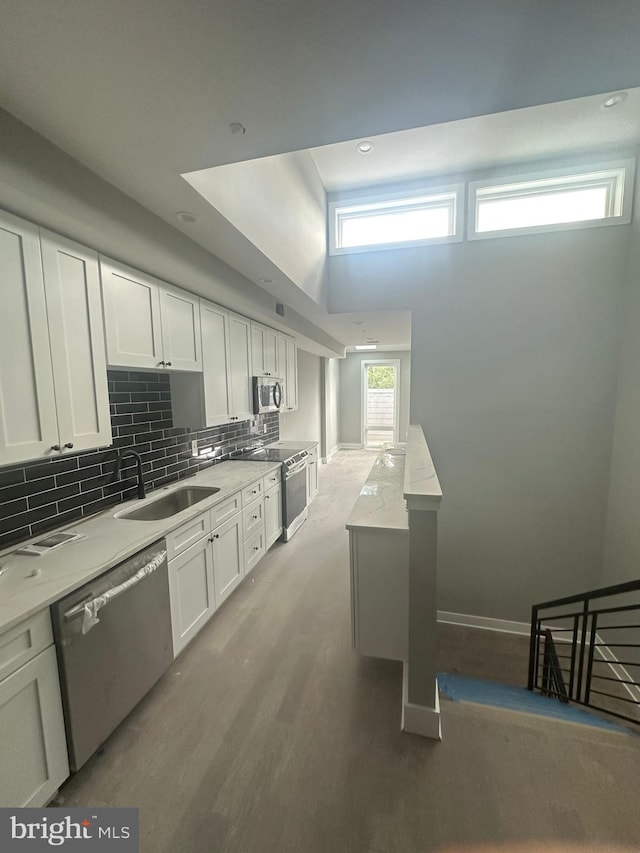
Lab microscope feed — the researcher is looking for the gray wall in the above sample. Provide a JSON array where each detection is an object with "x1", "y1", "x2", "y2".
[
  {"x1": 330, "y1": 226, "x2": 629, "y2": 621},
  {"x1": 602, "y1": 172, "x2": 640, "y2": 586},
  {"x1": 279, "y1": 350, "x2": 322, "y2": 446},
  {"x1": 339, "y1": 351, "x2": 411, "y2": 446}
]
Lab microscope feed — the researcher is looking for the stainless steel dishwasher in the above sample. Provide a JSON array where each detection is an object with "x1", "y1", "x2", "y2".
[{"x1": 51, "y1": 540, "x2": 172, "y2": 771}]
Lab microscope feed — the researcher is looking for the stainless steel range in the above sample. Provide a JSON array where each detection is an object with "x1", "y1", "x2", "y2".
[{"x1": 234, "y1": 446, "x2": 309, "y2": 541}]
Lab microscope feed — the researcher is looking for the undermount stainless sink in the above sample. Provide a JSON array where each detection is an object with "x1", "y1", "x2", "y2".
[{"x1": 116, "y1": 486, "x2": 221, "y2": 521}]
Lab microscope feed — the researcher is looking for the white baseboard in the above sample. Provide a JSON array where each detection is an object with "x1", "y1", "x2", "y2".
[
  {"x1": 321, "y1": 445, "x2": 339, "y2": 464},
  {"x1": 401, "y1": 664, "x2": 442, "y2": 740},
  {"x1": 338, "y1": 443, "x2": 364, "y2": 450},
  {"x1": 438, "y1": 610, "x2": 531, "y2": 636}
]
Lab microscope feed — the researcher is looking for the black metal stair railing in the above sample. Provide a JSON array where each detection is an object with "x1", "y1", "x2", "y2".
[{"x1": 528, "y1": 579, "x2": 640, "y2": 726}]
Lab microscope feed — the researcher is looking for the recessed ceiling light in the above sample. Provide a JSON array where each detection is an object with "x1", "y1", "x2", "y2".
[
  {"x1": 229, "y1": 121, "x2": 246, "y2": 135},
  {"x1": 355, "y1": 344, "x2": 377, "y2": 350},
  {"x1": 176, "y1": 211, "x2": 198, "y2": 223},
  {"x1": 602, "y1": 92, "x2": 627, "y2": 108},
  {"x1": 259, "y1": 277, "x2": 273, "y2": 284},
  {"x1": 356, "y1": 141, "x2": 374, "y2": 154}
]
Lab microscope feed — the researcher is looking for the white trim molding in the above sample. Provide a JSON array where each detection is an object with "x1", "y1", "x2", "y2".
[
  {"x1": 321, "y1": 445, "x2": 340, "y2": 464},
  {"x1": 338, "y1": 443, "x2": 364, "y2": 450},
  {"x1": 402, "y1": 665, "x2": 441, "y2": 739}
]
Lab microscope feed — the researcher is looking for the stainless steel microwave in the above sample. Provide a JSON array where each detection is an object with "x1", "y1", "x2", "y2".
[{"x1": 253, "y1": 376, "x2": 283, "y2": 414}]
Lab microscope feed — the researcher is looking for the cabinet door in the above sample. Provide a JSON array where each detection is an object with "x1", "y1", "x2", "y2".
[
  {"x1": 201, "y1": 301, "x2": 232, "y2": 425},
  {"x1": 211, "y1": 513, "x2": 244, "y2": 605},
  {"x1": 0, "y1": 646, "x2": 69, "y2": 807},
  {"x1": 264, "y1": 482, "x2": 282, "y2": 548},
  {"x1": 277, "y1": 334, "x2": 289, "y2": 409},
  {"x1": 100, "y1": 258, "x2": 164, "y2": 369},
  {"x1": 307, "y1": 459, "x2": 319, "y2": 504},
  {"x1": 0, "y1": 210, "x2": 59, "y2": 465},
  {"x1": 159, "y1": 284, "x2": 202, "y2": 372},
  {"x1": 286, "y1": 338, "x2": 298, "y2": 411},
  {"x1": 264, "y1": 328, "x2": 278, "y2": 377},
  {"x1": 168, "y1": 534, "x2": 216, "y2": 656},
  {"x1": 250, "y1": 322, "x2": 266, "y2": 376},
  {"x1": 227, "y1": 313, "x2": 253, "y2": 421},
  {"x1": 40, "y1": 231, "x2": 112, "y2": 454}
]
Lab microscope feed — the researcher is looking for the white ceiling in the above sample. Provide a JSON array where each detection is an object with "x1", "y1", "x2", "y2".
[
  {"x1": 310, "y1": 90, "x2": 640, "y2": 193},
  {"x1": 1, "y1": 1, "x2": 640, "y2": 352}
]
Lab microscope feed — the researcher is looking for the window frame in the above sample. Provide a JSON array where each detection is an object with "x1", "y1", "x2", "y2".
[
  {"x1": 328, "y1": 183, "x2": 464, "y2": 255},
  {"x1": 468, "y1": 159, "x2": 635, "y2": 241}
]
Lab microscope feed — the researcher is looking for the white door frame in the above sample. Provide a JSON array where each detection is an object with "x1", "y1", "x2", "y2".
[{"x1": 361, "y1": 359, "x2": 401, "y2": 447}]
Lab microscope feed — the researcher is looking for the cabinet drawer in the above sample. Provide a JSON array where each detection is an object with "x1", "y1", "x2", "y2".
[
  {"x1": 166, "y1": 510, "x2": 210, "y2": 561},
  {"x1": 244, "y1": 526, "x2": 266, "y2": 575},
  {"x1": 210, "y1": 492, "x2": 242, "y2": 527},
  {"x1": 243, "y1": 498, "x2": 265, "y2": 540},
  {"x1": 263, "y1": 469, "x2": 281, "y2": 492},
  {"x1": 242, "y1": 479, "x2": 263, "y2": 506},
  {"x1": 0, "y1": 610, "x2": 53, "y2": 683}
]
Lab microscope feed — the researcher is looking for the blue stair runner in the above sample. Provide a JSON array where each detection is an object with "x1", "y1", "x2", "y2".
[{"x1": 437, "y1": 672, "x2": 632, "y2": 733}]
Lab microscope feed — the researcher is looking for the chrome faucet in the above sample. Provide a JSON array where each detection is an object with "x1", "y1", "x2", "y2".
[{"x1": 114, "y1": 450, "x2": 146, "y2": 499}]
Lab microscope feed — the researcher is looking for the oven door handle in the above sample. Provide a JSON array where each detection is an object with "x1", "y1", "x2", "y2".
[{"x1": 285, "y1": 459, "x2": 307, "y2": 477}]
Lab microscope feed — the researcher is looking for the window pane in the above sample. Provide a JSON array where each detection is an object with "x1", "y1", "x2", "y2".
[
  {"x1": 340, "y1": 205, "x2": 451, "y2": 247},
  {"x1": 476, "y1": 186, "x2": 610, "y2": 233}
]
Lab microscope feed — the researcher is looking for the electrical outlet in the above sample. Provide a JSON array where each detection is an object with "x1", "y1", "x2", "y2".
[{"x1": 191, "y1": 439, "x2": 198, "y2": 457}]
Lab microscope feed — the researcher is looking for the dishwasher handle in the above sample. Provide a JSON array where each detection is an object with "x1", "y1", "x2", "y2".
[{"x1": 65, "y1": 549, "x2": 167, "y2": 634}]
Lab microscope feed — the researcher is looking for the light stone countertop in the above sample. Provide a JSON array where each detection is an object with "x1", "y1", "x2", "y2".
[
  {"x1": 0, "y1": 460, "x2": 281, "y2": 636},
  {"x1": 403, "y1": 425, "x2": 443, "y2": 511},
  {"x1": 345, "y1": 445, "x2": 408, "y2": 534},
  {"x1": 265, "y1": 440, "x2": 318, "y2": 452}
]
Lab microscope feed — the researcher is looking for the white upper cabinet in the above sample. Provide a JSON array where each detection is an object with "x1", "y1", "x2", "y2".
[
  {"x1": 251, "y1": 322, "x2": 278, "y2": 377},
  {"x1": 171, "y1": 302, "x2": 253, "y2": 428},
  {"x1": 0, "y1": 211, "x2": 112, "y2": 466},
  {"x1": 100, "y1": 259, "x2": 163, "y2": 369},
  {"x1": 198, "y1": 300, "x2": 231, "y2": 425},
  {"x1": 40, "y1": 231, "x2": 112, "y2": 453},
  {"x1": 0, "y1": 211, "x2": 58, "y2": 465},
  {"x1": 228, "y1": 313, "x2": 253, "y2": 421},
  {"x1": 101, "y1": 258, "x2": 201, "y2": 372},
  {"x1": 277, "y1": 333, "x2": 298, "y2": 412},
  {"x1": 159, "y1": 284, "x2": 202, "y2": 371},
  {"x1": 171, "y1": 300, "x2": 232, "y2": 428}
]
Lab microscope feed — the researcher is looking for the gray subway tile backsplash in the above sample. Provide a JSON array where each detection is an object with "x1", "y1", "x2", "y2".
[{"x1": 0, "y1": 370, "x2": 279, "y2": 550}]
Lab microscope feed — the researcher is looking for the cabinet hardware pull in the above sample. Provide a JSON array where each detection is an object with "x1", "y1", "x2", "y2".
[
  {"x1": 253, "y1": 546, "x2": 259, "y2": 551},
  {"x1": 64, "y1": 442, "x2": 74, "y2": 449},
  {"x1": 158, "y1": 360, "x2": 165, "y2": 366},
  {"x1": 209, "y1": 534, "x2": 219, "y2": 541},
  {"x1": 252, "y1": 514, "x2": 258, "y2": 520},
  {"x1": 165, "y1": 361, "x2": 172, "y2": 367},
  {"x1": 51, "y1": 444, "x2": 61, "y2": 451},
  {"x1": 265, "y1": 496, "x2": 270, "y2": 500}
]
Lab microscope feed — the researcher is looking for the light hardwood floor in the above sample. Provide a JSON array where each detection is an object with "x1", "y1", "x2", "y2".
[{"x1": 55, "y1": 451, "x2": 640, "y2": 852}]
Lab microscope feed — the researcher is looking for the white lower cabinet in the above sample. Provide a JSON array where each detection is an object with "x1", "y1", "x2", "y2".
[
  {"x1": 0, "y1": 612, "x2": 69, "y2": 807},
  {"x1": 264, "y1": 482, "x2": 282, "y2": 548},
  {"x1": 168, "y1": 534, "x2": 216, "y2": 656},
  {"x1": 348, "y1": 528, "x2": 409, "y2": 662},
  {"x1": 168, "y1": 507, "x2": 245, "y2": 656},
  {"x1": 211, "y1": 513, "x2": 244, "y2": 605},
  {"x1": 306, "y1": 444, "x2": 319, "y2": 504},
  {"x1": 244, "y1": 526, "x2": 266, "y2": 575}
]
